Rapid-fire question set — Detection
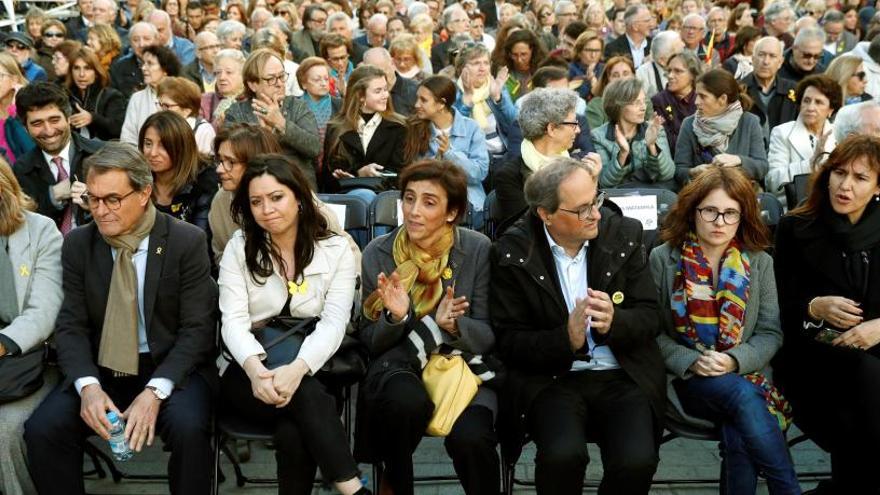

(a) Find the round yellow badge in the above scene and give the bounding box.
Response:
[442,267,453,280]
[612,291,624,305]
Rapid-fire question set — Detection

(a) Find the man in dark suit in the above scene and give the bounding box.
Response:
[13,83,104,235]
[64,0,94,40]
[431,4,470,72]
[24,142,218,495]
[79,0,129,52]
[491,158,665,494]
[777,27,828,82]
[740,36,798,143]
[291,5,327,62]
[603,4,653,69]
[110,22,159,98]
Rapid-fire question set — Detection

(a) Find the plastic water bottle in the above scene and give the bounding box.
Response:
[107,411,133,462]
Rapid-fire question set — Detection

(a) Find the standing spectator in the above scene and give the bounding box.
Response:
[89,0,131,48]
[778,27,828,82]
[652,51,701,160]
[604,4,653,68]
[24,142,218,495]
[120,45,181,144]
[184,31,220,92]
[766,75,841,203]
[592,78,674,189]
[469,12,494,52]
[5,33,47,83]
[36,20,67,81]
[157,77,216,155]
[432,5,472,72]
[149,10,196,65]
[224,49,321,187]
[296,57,340,171]
[86,24,122,73]
[740,37,798,144]
[64,0,95,42]
[321,34,354,97]
[291,5,327,61]
[705,6,734,62]
[826,54,873,105]
[0,54,35,165]
[0,161,63,495]
[773,135,880,495]
[325,12,367,64]
[109,22,158,98]
[356,13,389,48]
[651,166,801,495]
[675,69,767,187]
[721,26,760,80]
[24,8,47,47]
[67,47,126,141]
[680,14,720,68]
[568,31,605,101]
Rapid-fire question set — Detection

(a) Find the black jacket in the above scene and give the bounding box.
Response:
[777,49,825,83]
[69,84,126,140]
[603,34,652,63]
[480,0,498,29]
[322,117,407,191]
[109,53,143,99]
[431,40,454,72]
[739,73,798,136]
[390,75,418,117]
[490,207,666,462]
[54,212,218,390]
[13,133,104,226]
[155,165,218,233]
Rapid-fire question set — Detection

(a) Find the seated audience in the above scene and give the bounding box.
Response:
[157,77,217,155]
[721,26,760,80]
[356,159,499,495]
[362,47,419,117]
[825,54,872,106]
[200,48,245,128]
[86,24,122,73]
[739,36,797,144]
[767,75,841,204]
[296,57,341,171]
[224,49,321,188]
[675,69,767,188]
[651,166,800,494]
[217,154,371,495]
[591,78,674,189]
[5,33,47,83]
[403,75,489,228]
[37,20,67,81]
[216,19,247,50]
[391,34,428,82]
[0,53,35,165]
[585,55,634,129]
[120,44,181,144]
[0,161,63,495]
[500,29,547,101]
[491,157,666,494]
[109,22,158,98]
[568,30,605,101]
[67,47,126,141]
[652,51,701,160]
[773,135,880,494]
[24,143,218,495]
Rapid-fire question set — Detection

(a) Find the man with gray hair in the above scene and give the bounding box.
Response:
[431,4,470,71]
[148,10,196,65]
[87,0,129,49]
[183,31,220,92]
[554,0,578,37]
[680,13,720,68]
[822,9,857,57]
[24,141,218,495]
[740,36,798,142]
[355,13,389,48]
[762,0,795,49]
[604,3,653,68]
[636,30,684,99]
[833,100,880,141]
[326,11,367,64]
[491,156,665,495]
[778,26,828,81]
[110,22,158,97]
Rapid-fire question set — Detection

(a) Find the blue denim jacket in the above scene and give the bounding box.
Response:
[425,109,489,211]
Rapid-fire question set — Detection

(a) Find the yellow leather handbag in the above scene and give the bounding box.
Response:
[422,354,482,437]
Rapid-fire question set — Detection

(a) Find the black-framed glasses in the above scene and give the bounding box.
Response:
[214,157,242,171]
[558,191,606,221]
[83,189,138,211]
[259,72,288,84]
[557,120,580,128]
[158,100,180,110]
[696,206,741,225]
[798,51,823,60]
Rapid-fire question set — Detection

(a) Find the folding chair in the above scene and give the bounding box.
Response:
[783,173,810,211]
[318,194,372,250]
[758,192,785,234]
[370,190,402,238]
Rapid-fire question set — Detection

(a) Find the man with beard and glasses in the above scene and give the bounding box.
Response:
[12,83,104,235]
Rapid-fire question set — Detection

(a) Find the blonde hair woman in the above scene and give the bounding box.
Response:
[390,34,427,81]
[86,24,122,72]
[0,159,63,495]
[825,54,871,105]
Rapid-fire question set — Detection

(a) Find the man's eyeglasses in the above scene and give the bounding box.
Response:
[557,120,580,129]
[797,51,823,61]
[197,43,221,51]
[259,72,288,84]
[83,190,138,211]
[558,191,606,221]
[696,206,741,225]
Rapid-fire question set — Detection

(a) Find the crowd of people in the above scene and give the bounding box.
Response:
[1,0,880,494]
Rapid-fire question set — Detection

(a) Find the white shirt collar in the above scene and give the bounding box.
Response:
[543,224,588,262]
[42,139,73,172]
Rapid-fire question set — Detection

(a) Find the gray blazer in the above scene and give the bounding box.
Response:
[674,112,768,186]
[649,242,782,427]
[2,212,63,353]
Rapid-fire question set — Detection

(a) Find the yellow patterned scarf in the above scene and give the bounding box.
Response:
[457,76,491,129]
[364,225,455,320]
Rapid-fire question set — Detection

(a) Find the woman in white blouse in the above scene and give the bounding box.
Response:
[218,154,370,495]
[120,45,181,144]
[767,75,841,205]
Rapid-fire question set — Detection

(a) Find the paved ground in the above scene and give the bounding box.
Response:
[82,425,829,494]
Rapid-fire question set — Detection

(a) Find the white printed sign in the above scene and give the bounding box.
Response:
[326,203,347,228]
[610,195,658,230]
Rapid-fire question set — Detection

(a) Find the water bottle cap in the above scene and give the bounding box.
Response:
[107,411,118,422]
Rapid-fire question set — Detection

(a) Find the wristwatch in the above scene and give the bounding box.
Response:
[146,385,168,401]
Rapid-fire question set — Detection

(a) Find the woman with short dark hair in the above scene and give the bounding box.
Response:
[66,47,126,141]
[774,135,880,493]
[355,159,499,495]
[651,166,800,494]
[120,44,181,144]
[652,51,701,161]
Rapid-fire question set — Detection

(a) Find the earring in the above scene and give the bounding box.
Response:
[875,194,880,202]
[298,202,303,211]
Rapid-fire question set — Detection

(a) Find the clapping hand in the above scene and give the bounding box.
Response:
[377,272,410,322]
[645,112,663,149]
[435,285,469,334]
[584,288,614,334]
[490,66,508,102]
[567,296,591,351]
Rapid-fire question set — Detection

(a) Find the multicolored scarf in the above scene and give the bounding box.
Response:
[671,233,792,430]
[363,225,455,320]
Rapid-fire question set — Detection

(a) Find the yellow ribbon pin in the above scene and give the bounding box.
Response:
[19,264,29,277]
[788,89,796,102]
[612,291,624,305]
[441,267,453,280]
[287,279,309,295]
[171,203,182,213]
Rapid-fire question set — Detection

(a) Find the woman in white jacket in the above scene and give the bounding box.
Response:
[767,74,841,205]
[217,154,370,495]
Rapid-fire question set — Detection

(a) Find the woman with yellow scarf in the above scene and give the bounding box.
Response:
[354,160,500,495]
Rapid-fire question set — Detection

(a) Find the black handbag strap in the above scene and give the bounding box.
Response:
[260,316,318,351]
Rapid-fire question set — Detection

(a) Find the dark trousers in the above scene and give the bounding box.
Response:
[527,369,659,495]
[368,372,499,495]
[24,360,213,495]
[219,361,359,495]
[675,374,800,495]
[780,346,880,494]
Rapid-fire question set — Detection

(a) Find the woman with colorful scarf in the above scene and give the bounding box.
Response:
[773,135,880,494]
[354,160,500,495]
[674,68,768,189]
[650,166,801,494]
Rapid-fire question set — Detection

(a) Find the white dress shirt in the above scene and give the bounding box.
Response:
[544,226,620,371]
[626,34,648,68]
